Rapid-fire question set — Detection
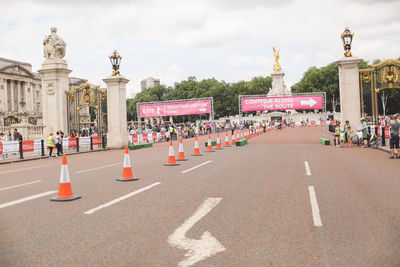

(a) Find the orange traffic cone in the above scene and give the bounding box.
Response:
[216,134,223,150]
[164,141,180,166]
[191,136,202,156]
[231,133,236,145]
[117,146,139,181]
[205,135,215,152]
[240,133,244,140]
[224,133,230,147]
[50,154,81,201]
[236,131,240,142]
[176,138,188,161]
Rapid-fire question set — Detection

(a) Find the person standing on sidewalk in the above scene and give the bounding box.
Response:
[47,133,55,158]
[379,116,386,146]
[361,118,368,148]
[388,114,400,159]
[55,131,62,158]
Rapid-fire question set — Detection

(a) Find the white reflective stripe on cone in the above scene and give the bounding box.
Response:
[208,139,211,145]
[195,140,199,149]
[60,165,71,183]
[179,142,184,152]
[169,145,174,156]
[124,154,131,168]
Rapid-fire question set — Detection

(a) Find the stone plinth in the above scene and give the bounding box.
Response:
[103,76,129,149]
[268,71,291,96]
[38,59,71,135]
[336,56,362,130]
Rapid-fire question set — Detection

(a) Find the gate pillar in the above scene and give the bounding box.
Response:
[336,56,362,130]
[103,76,129,149]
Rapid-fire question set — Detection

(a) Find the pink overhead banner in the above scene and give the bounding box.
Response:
[139,100,211,118]
[241,95,323,112]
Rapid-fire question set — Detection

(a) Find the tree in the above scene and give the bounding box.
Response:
[291,63,339,111]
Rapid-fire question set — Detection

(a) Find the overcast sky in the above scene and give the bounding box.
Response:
[1,0,399,97]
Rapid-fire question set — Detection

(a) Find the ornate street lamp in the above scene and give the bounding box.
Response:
[109,50,122,76]
[341,27,354,57]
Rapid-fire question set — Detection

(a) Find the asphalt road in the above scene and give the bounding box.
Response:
[0,127,399,266]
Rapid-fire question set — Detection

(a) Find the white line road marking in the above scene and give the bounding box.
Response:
[168,197,225,267]
[0,180,42,192]
[0,165,51,175]
[181,161,212,174]
[304,161,312,176]
[83,182,161,215]
[0,191,57,209]
[308,186,322,227]
[76,162,122,174]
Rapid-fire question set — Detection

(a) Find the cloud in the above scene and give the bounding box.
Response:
[0,0,399,96]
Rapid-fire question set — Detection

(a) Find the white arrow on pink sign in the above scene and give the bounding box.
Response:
[241,95,323,112]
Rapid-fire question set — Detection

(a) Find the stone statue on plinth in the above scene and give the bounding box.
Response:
[39,27,71,134]
[43,27,66,60]
[268,47,291,97]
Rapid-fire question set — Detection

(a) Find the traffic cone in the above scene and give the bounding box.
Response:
[117,146,139,181]
[191,136,202,156]
[205,135,215,152]
[164,141,180,166]
[50,154,81,201]
[216,134,223,150]
[240,133,244,140]
[224,133,230,147]
[231,133,236,145]
[176,138,188,161]
[236,131,240,142]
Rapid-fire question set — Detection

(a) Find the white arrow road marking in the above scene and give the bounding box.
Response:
[168,197,225,267]
[300,98,317,107]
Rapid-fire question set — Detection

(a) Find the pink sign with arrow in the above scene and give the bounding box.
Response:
[241,95,323,112]
[139,100,211,118]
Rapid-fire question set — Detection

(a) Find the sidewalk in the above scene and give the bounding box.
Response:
[0,148,108,165]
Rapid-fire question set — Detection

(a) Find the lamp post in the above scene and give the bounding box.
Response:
[109,50,122,76]
[226,107,231,118]
[341,27,354,57]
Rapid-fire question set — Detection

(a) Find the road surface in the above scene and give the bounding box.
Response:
[0,127,399,266]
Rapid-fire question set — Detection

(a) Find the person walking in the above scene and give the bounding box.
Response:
[59,130,64,155]
[334,121,340,147]
[361,118,368,148]
[47,133,55,158]
[388,114,400,159]
[55,131,62,158]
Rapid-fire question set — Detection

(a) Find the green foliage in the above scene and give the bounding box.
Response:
[291,58,400,114]
[291,63,339,111]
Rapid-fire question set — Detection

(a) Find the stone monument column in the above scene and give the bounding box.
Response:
[336,56,362,130]
[103,76,129,149]
[38,27,70,134]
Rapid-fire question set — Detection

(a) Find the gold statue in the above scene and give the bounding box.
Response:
[273,47,281,72]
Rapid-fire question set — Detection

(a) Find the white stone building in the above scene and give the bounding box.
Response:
[140,77,160,91]
[0,57,87,127]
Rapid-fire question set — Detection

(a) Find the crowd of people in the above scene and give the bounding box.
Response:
[127,119,293,141]
[332,114,400,159]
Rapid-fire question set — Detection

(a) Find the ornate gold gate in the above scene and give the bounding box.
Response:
[65,83,107,136]
[359,59,400,123]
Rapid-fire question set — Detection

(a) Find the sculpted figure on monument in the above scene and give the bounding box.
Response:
[273,47,281,72]
[43,27,66,60]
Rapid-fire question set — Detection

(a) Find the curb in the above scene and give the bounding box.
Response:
[0,148,109,165]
